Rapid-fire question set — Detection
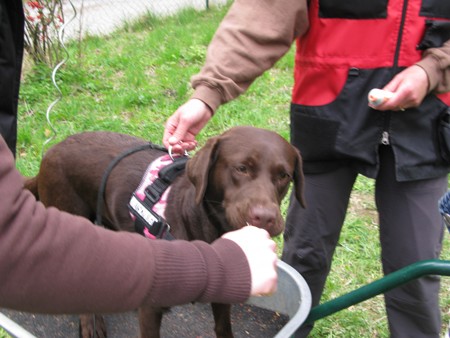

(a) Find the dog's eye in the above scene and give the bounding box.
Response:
[278,172,291,180]
[235,165,248,174]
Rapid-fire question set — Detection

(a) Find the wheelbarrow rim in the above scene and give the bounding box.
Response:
[246,260,312,338]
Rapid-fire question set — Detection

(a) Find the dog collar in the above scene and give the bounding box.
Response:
[128,154,188,240]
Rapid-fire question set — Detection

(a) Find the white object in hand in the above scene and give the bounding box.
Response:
[368,88,394,106]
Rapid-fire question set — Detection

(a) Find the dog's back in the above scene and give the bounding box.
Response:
[25,132,164,231]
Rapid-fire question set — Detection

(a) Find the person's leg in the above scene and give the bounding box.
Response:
[0,0,24,156]
[282,166,358,337]
[376,146,446,338]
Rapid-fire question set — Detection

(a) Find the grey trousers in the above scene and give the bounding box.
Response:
[282,146,447,337]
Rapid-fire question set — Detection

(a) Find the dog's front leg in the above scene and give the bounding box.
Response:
[212,303,233,338]
[79,314,107,338]
[138,305,164,338]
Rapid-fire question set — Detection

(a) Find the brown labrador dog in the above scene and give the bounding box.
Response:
[24,126,305,338]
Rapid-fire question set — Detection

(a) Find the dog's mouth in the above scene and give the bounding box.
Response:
[225,202,284,237]
[203,197,284,237]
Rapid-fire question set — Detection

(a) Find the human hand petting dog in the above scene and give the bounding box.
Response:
[163,98,212,153]
[222,226,278,296]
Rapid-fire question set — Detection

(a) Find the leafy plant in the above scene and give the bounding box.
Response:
[23,0,64,65]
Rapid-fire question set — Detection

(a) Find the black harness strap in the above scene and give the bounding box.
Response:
[95,143,166,229]
[144,156,188,204]
[96,142,188,241]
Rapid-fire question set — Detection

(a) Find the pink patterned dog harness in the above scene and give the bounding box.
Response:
[128,154,188,240]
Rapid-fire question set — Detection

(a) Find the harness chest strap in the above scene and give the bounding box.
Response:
[128,154,188,240]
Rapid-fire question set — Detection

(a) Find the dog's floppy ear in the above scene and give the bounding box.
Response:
[186,136,221,205]
[292,146,306,208]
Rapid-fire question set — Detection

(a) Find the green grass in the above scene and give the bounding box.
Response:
[16,4,294,176]
[10,2,450,337]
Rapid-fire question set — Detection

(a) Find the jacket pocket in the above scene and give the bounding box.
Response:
[438,108,450,163]
[290,105,340,161]
[421,0,450,19]
[418,20,450,50]
[319,0,388,19]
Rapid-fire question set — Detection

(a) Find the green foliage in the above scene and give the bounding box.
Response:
[0,329,10,338]
[16,3,450,337]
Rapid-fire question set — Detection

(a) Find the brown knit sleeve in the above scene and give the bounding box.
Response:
[145,239,251,307]
[190,0,309,112]
[0,137,250,314]
[416,39,450,93]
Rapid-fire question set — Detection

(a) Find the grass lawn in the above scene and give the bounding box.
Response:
[4,2,450,337]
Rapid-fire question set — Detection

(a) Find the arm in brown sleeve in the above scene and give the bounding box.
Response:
[416,39,450,93]
[0,137,250,314]
[191,0,309,112]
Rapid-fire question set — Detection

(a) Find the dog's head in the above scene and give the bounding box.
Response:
[186,126,305,237]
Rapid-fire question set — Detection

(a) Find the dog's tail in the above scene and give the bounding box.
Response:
[23,176,39,200]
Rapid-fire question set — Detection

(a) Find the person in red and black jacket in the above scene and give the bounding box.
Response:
[0,0,278,315]
[164,0,450,336]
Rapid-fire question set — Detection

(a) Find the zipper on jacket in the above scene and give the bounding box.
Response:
[380,0,408,145]
[380,109,391,145]
[381,131,390,145]
[393,0,409,68]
